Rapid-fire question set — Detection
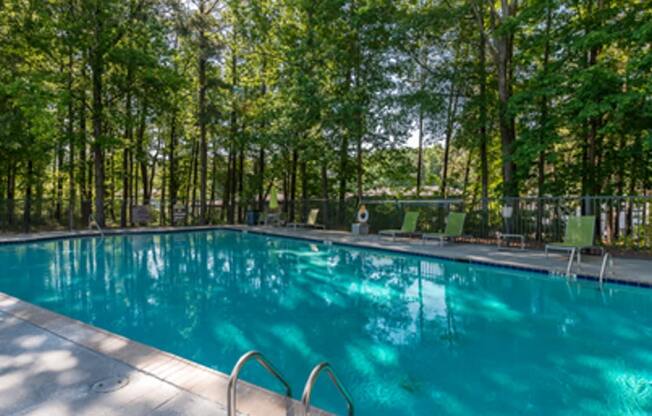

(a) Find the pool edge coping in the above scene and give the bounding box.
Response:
[0,225,223,246]
[0,291,329,416]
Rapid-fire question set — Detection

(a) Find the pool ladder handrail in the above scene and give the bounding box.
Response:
[599,252,613,288]
[302,362,354,416]
[88,214,105,238]
[227,350,292,416]
[565,247,576,278]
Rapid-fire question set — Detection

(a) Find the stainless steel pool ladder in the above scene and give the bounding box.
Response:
[88,214,105,238]
[565,247,576,278]
[599,252,613,288]
[302,362,354,416]
[227,351,292,416]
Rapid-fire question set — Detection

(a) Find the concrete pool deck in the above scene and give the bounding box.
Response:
[0,291,319,416]
[2,225,652,415]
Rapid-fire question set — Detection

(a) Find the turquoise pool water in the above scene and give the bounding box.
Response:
[1,230,651,415]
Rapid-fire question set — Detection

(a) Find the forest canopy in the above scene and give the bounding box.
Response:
[1,0,651,228]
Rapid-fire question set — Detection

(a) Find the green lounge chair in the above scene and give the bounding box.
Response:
[264,187,281,226]
[545,215,596,263]
[287,208,325,229]
[379,212,420,241]
[422,212,466,245]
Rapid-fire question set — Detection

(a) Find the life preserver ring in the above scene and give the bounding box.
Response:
[357,205,369,223]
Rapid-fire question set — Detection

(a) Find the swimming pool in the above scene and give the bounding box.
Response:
[1,229,651,415]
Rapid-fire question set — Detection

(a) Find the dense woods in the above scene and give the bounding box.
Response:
[1,0,651,230]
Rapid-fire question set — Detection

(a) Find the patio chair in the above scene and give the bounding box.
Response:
[379,211,420,241]
[545,215,596,263]
[264,187,282,226]
[422,212,466,245]
[287,208,325,229]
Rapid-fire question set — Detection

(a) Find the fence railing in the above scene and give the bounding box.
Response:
[278,196,652,251]
[1,195,651,251]
[0,198,217,232]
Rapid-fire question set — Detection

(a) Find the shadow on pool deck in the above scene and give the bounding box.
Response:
[0,292,317,416]
[0,310,227,416]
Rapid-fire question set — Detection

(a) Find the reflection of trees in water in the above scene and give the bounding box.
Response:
[5,232,652,414]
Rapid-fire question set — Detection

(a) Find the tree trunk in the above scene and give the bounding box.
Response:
[238,146,244,222]
[257,146,265,212]
[490,0,518,198]
[121,67,133,227]
[148,136,160,204]
[356,133,363,202]
[6,165,15,226]
[209,143,218,219]
[626,135,642,236]
[91,3,105,226]
[79,83,89,226]
[198,23,208,224]
[190,136,199,220]
[67,45,75,230]
[168,113,177,223]
[228,36,240,223]
[441,81,460,199]
[56,140,64,222]
[582,0,604,215]
[321,162,329,228]
[23,160,33,232]
[301,160,308,220]
[474,0,490,235]
[161,151,167,225]
[229,145,237,223]
[137,100,149,204]
[223,147,232,222]
[416,107,424,197]
[338,135,348,223]
[536,0,552,241]
[129,127,136,216]
[461,149,472,197]
[289,148,298,222]
[109,150,116,222]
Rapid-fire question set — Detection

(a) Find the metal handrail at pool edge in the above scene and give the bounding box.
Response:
[88,214,105,238]
[566,247,576,277]
[227,350,293,416]
[599,252,613,287]
[302,362,354,416]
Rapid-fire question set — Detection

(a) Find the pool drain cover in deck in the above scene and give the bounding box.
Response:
[91,376,129,393]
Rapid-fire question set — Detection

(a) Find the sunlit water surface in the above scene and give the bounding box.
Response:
[1,230,651,415]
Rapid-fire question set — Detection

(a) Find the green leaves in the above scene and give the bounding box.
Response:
[1,0,650,225]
